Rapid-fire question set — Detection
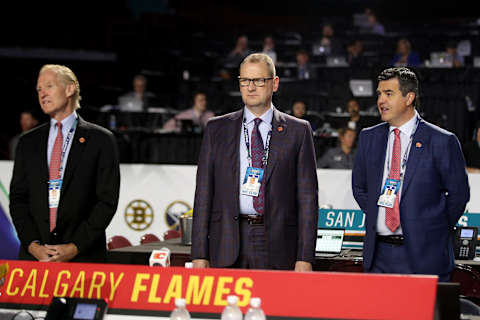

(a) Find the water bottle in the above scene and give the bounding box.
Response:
[169,298,191,320]
[221,295,242,320]
[184,262,193,268]
[244,297,266,320]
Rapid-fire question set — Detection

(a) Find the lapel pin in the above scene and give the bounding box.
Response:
[416,142,422,148]
[79,137,85,143]
[277,126,283,132]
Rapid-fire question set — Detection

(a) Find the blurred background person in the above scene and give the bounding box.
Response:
[365,9,385,35]
[296,49,317,80]
[313,23,343,56]
[463,121,480,173]
[118,74,157,111]
[262,35,277,64]
[346,39,367,67]
[341,98,377,134]
[391,38,421,67]
[290,100,321,130]
[9,110,40,160]
[317,127,356,169]
[446,40,464,68]
[225,35,251,67]
[163,91,214,133]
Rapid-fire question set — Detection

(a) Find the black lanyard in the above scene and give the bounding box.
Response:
[243,118,272,168]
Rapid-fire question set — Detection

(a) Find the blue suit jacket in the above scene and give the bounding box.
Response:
[352,118,470,275]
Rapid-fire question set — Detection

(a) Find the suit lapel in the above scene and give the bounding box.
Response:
[61,116,89,194]
[401,121,426,197]
[374,124,389,194]
[264,108,285,185]
[39,124,50,218]
[227,110,243,213]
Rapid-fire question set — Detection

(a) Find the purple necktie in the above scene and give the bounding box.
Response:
[251,118,264,215]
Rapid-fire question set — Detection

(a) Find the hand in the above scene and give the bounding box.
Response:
[193,259,210,268]
[294,261,312,272]
[44,243,79,262]
[28,242,57,261]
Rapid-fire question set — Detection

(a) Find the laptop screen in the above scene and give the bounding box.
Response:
[316,228,344,254]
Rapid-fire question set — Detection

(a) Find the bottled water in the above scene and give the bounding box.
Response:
[169,298,191,320]
[244,297,266,320]
[221,295,243,320]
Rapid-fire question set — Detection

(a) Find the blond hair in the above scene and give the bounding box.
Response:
[240,53,276,78]
[39,64,81,109]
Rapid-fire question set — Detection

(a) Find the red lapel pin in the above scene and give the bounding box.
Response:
[277,126,283,132]
[79,137,85,143]
[416,142,422,148]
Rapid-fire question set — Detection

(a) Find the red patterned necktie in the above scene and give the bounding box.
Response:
[49,122,63,232]
[386,128,401,232]
[251,118,264,215]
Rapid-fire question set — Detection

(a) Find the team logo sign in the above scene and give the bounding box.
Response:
[124,200,154,231]
[164,200,191,230]
[0,263,8,288]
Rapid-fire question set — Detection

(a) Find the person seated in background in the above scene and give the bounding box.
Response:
[291,100,320,130]
[346,40,368,67]
[391,38,421,67]
[463,121,480,173]
[118,74,157,111]
[317,127,356,169]
[262,35,277,64]
[296,49,317,80]
[9,110,40,160]
[313,23,343,56]
[446,40,464,68]
[225,35,251,67]
[163,91,214,133]
[340,98,377,134]
[365,9,385,35]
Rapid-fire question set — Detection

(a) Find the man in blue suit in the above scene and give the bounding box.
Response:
[352,67,470,281]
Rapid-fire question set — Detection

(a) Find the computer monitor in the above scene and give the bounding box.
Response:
[316,228,344,257]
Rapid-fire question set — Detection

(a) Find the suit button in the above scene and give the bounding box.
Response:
[233,216,239,221]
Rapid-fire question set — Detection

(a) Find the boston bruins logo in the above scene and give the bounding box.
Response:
[124,199,154,231]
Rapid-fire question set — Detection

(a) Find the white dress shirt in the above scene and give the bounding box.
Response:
[376,111,419,235]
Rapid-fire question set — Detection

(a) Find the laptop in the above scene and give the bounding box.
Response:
[349,79,373,97]
[315,228,345,257]
[326,56,349,67]
[430,52,453,68]
[118,96,143,112]
[474,57,480,68]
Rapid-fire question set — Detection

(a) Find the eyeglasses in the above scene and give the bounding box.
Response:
[238,77,273,87]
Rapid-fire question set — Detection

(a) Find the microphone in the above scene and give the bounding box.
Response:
[149,247,171,267]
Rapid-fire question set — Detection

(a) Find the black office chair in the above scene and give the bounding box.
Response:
[459,298,480,316]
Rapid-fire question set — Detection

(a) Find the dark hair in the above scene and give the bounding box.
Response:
[377,67,420,108]
[338,127,356,137]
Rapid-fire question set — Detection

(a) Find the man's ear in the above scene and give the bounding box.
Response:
[65,83,75,98]
[406,92,415,106]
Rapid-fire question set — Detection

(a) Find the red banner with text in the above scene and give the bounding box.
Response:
[0,260,437,319]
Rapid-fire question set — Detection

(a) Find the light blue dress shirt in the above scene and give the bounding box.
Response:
[47,111,78,179]
[239,105,273,215]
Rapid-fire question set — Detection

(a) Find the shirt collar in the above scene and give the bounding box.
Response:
[389,110,418,137]
[244,104,274,127]
[50,111,78,130]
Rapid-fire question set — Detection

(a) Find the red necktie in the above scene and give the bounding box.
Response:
[386,128,401,232]
[251,118,264,215]
[49,122,63,232]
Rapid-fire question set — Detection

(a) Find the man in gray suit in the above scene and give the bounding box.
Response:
[192,53,318,271]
